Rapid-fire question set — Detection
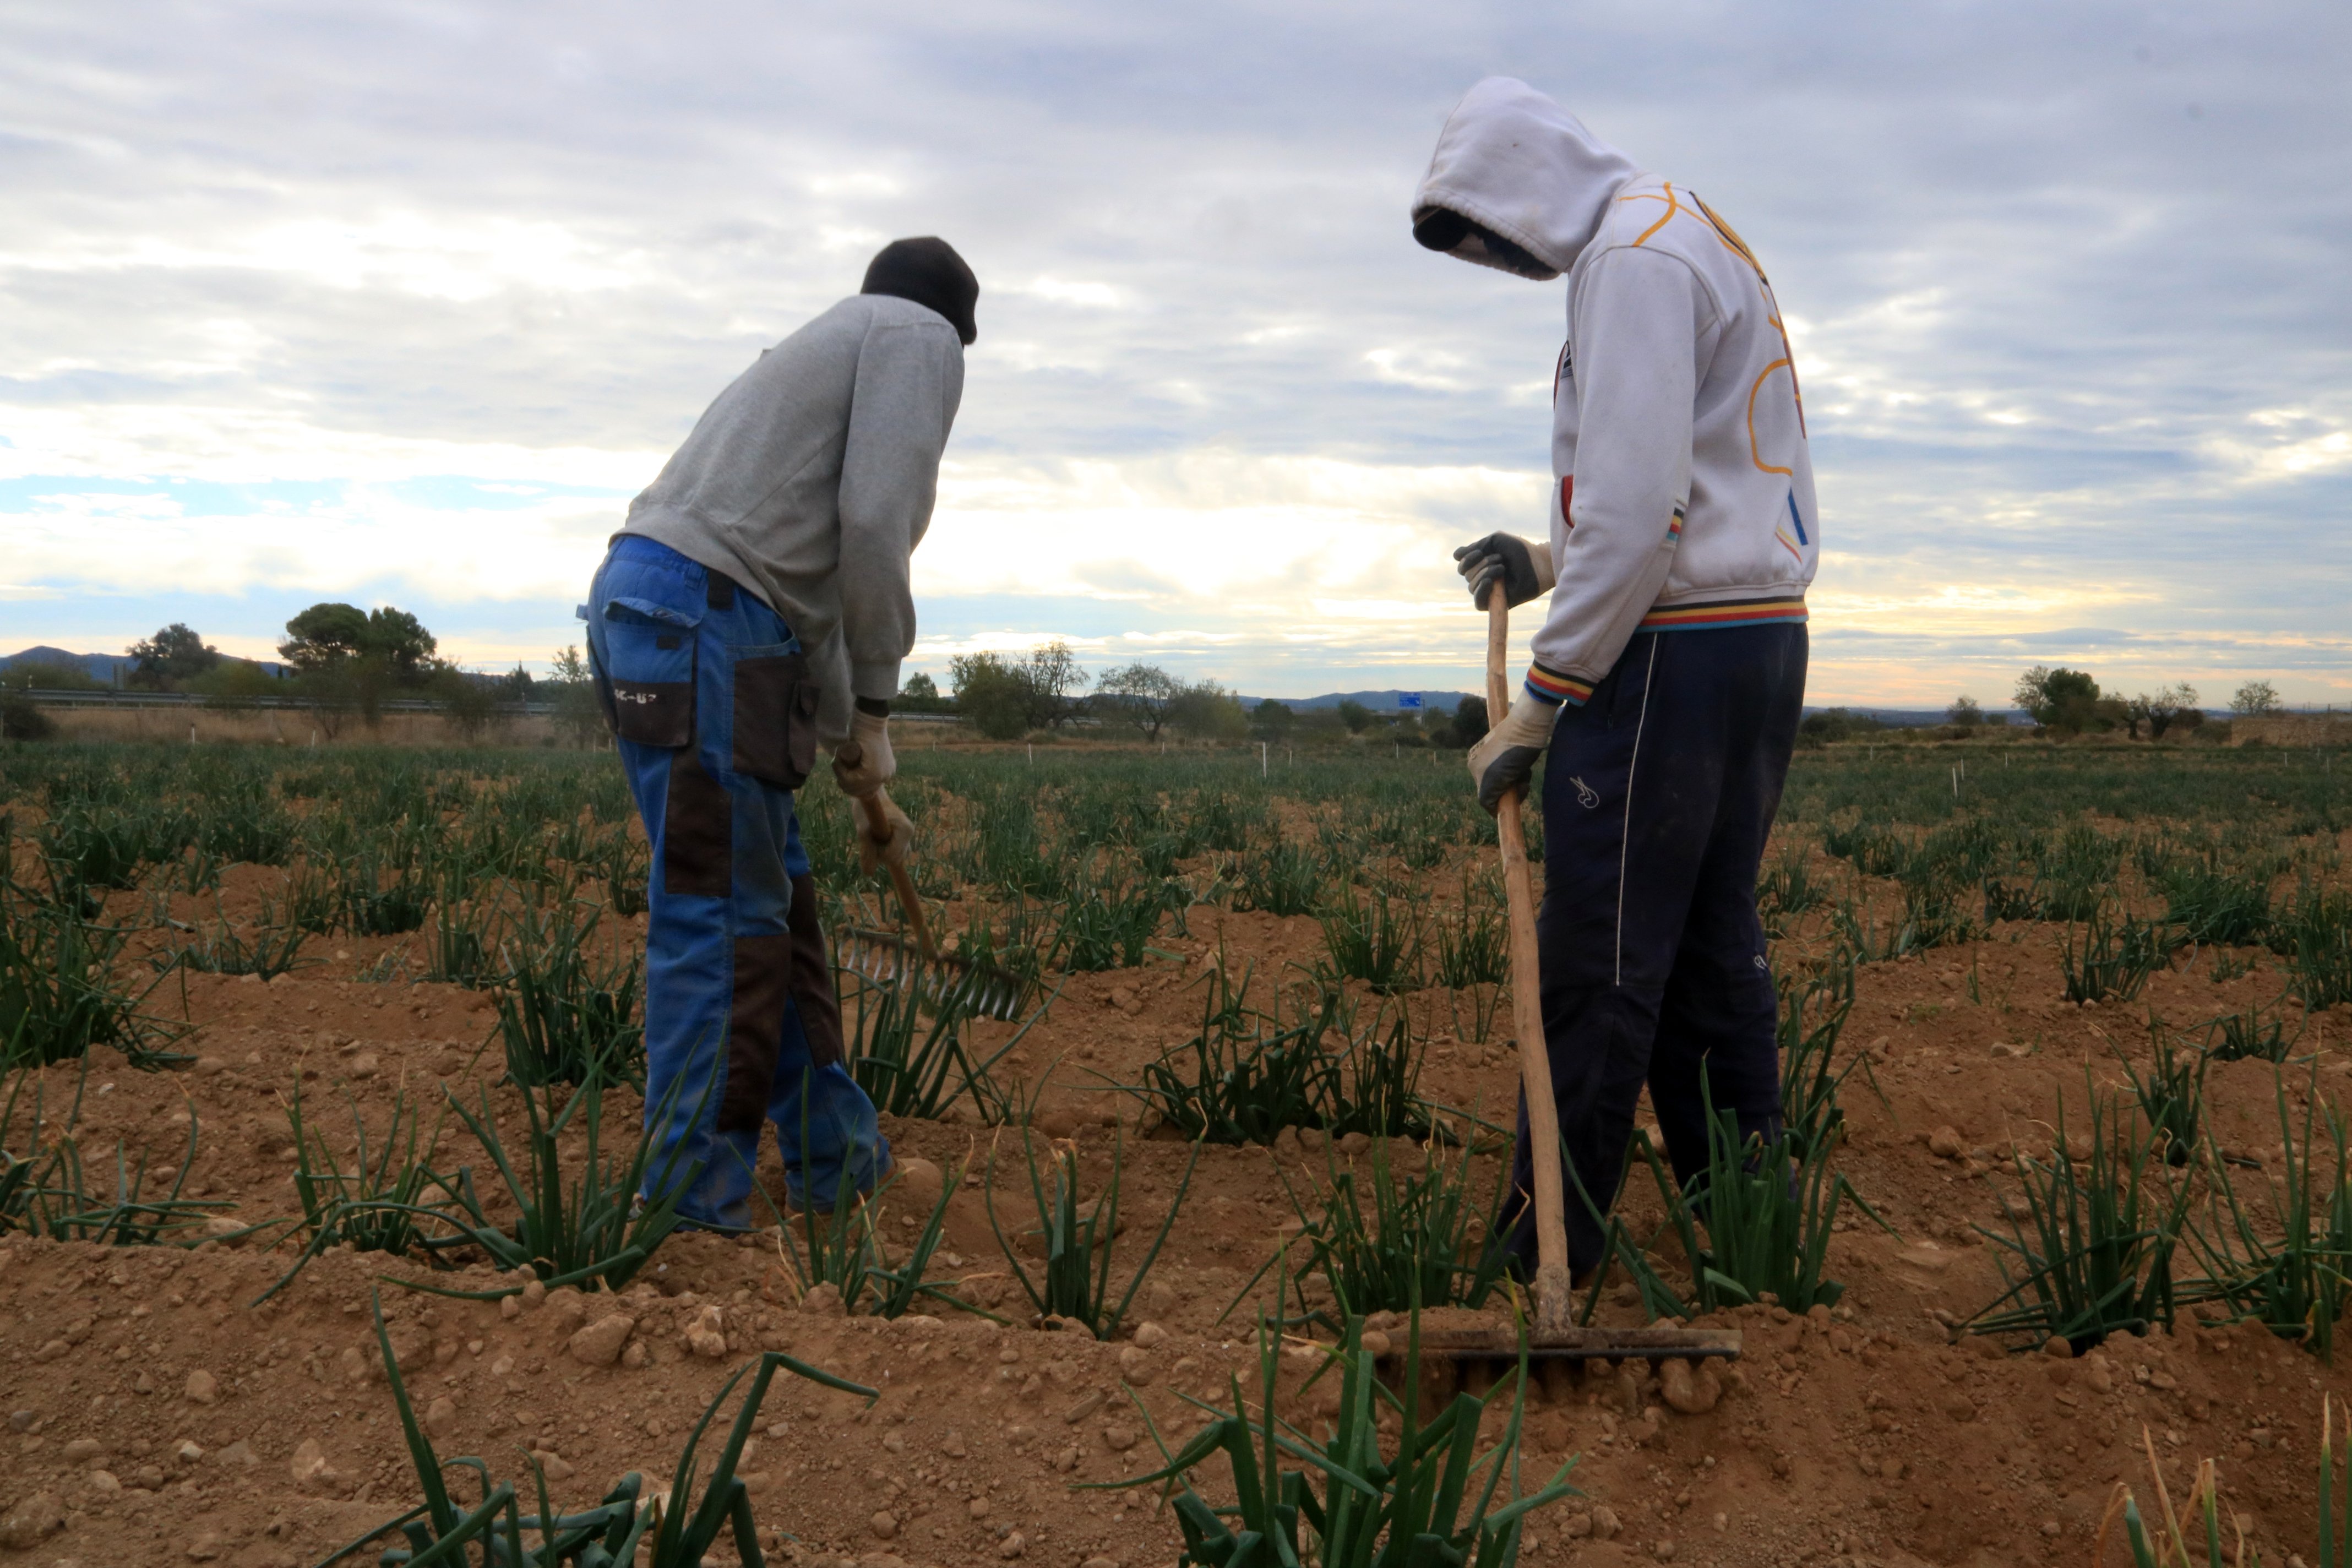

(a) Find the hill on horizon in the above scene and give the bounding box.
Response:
[4,645,293,682]
[1246,689,1477,714]
[4,646,135,682]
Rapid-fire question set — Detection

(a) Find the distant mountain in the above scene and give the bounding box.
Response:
[1806,706,2030,728]
[4,646,290,682]
[3,646,134,682]
[1245,689,1480,714]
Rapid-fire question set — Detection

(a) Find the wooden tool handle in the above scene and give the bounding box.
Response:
[837,740,940,964]
[1487,594,1575,1333]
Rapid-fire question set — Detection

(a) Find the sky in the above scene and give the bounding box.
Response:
[3,1,2348,706]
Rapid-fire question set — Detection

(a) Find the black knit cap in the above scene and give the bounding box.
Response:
[861,237,979,345]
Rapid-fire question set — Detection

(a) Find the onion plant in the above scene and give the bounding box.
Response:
[493,898,644,1088]
[1123,1310,1580,1568]
[1234,1128,1510,1326]
[317,1290,874,1567]
[1316,884,1425,994]
[985,1124,1197,1338]
[2182,1067,2352,1362]
[2061,902,2176,1004]
[1970,1084,2192,1352]
[1578,1088,1888,1320]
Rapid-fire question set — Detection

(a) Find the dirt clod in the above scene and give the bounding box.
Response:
[569,1315,636,1367]
[0,1491,65,1550]
[1659,1358,1721,1414]
[686,1305,728,1358]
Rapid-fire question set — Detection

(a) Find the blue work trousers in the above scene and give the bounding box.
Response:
[1496,623,1807,1277]
[584,534,888,1226]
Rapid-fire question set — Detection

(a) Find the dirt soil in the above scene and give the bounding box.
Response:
[8,840,2352,1568]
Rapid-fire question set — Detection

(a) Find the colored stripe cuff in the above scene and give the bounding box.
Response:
[1523,665,1593,707]
[1637,596,1808,631]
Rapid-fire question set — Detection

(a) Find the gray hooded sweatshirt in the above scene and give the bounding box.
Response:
[619,293,965,742]
[1414,78,1819,709]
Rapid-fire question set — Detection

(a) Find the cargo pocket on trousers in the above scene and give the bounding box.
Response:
[600,597,700,748]
[731,651,820,790]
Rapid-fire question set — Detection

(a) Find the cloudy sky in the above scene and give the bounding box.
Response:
[3,0,2347,705]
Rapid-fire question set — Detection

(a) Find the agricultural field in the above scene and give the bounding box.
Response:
[4,734,2352,1568]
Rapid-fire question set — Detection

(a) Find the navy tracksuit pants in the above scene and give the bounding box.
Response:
[1496,622,1807,1277]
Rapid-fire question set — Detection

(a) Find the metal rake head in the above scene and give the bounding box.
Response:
[834,927,1026,1021]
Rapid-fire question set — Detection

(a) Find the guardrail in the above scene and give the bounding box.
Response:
[15,689,976,724]
[16,689,557,716]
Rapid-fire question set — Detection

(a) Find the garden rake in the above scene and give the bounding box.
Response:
[1380,592,1741,1387]
[832,740,1023,1021]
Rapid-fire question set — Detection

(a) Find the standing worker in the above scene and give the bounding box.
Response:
[1413,79,1816,1279]
[583,237,978,1228]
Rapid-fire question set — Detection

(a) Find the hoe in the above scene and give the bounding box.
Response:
[1385,595,1741,1389]
[831,738,1025,1021]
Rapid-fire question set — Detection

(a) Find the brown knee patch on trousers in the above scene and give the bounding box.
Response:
[788,873,845,1069]
[662,750,732,898]
[720,932,793,1134]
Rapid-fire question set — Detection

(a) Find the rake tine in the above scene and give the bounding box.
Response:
[835,928,1025,1021]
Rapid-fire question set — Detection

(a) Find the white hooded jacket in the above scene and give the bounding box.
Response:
[1414,78,1818,706]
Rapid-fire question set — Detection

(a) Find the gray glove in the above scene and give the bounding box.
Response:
[1466,698,1560,813]
[1452,533,1558,610]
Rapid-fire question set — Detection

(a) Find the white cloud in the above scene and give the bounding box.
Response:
[1017,276,1125,308]
[0,0,2345,701]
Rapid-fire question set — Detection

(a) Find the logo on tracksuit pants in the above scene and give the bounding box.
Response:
[1568,775,1600,809]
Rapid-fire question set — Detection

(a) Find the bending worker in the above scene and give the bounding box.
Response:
[1414,79,1816,1278]
[584,237,977,1227]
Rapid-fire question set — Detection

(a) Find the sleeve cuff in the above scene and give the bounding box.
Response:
[851,658,903,703]
[1523,665,1593,707]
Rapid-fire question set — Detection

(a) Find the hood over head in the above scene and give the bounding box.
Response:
[1411,78,1641,281]
[862,237,979,345]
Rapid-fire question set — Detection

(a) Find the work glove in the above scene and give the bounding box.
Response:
[854,787,914,876]
[830,708,895,798]
[1453,532,1556,611]
[1467,696,1560,814]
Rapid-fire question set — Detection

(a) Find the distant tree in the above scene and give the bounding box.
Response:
[277,603,374,673]
[1096,662,1182,741]
[1336,699,1373,734]
[0,691,54,741]
[897,671,951,714]
[495,663,536,703]
[434,666,497,740]
[2126,683,2200,740]
[1168,679,1248,742]
[277,603,437,684]
[1,658,101,694]
[189,659,279,709]
[548,645,603,747]
[949,644,1087,738]
[362,607,439,684]
[127,622,221,690]
[1796,707,1889,747]
[279,602,442,727]
[1250,699,1295,739]
[1020,641,1087,731]
[1947,695,1982,728]
[2231,679,2282,718]
[2015,666,2102,733]
[1439,695,1489,749]
[949,651,1031,741]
